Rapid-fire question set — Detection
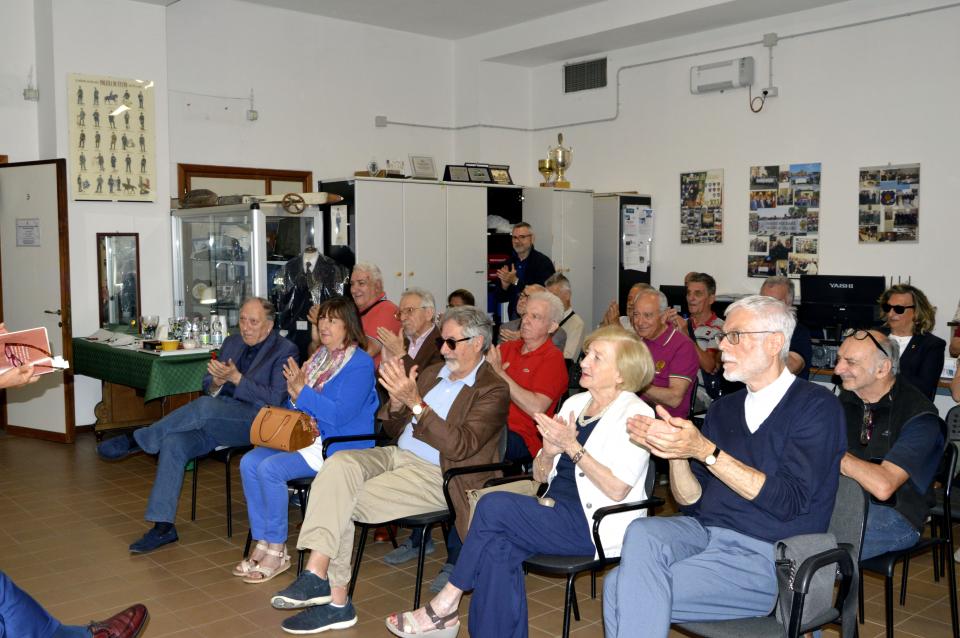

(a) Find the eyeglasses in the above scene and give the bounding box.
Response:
[511,234,532,240]
[881,303,915,314]
[435,336,473,351]
[716,330,775,345]
[394,307,426,320]
[842,328,889,359]
[860,406,874,445]
[3,342,55,369]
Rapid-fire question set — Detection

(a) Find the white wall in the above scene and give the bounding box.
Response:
[0,0,40,161]
[165,0,456,191]
[467,0,959,344]
[34,0,171,424]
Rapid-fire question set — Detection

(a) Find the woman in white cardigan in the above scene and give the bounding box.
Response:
[387,325,654,638]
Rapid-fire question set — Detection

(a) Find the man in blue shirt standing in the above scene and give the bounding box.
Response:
[496,222,555,320]
[834,329,943,559]
[604,295,846,637]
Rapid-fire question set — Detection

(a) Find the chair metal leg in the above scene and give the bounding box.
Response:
[900,558,909,605]
[190,456,200,521]
[298,548,306,576]
[884,568,895,638]
[413,525,430,609]
[561,575,575,638]
[296,488,309,522]
[858,567,865,624]
[225,454,234,537]
[570,578,580,621]
[243,529,252,558]
[349,524,371,599]
[946,538,960,638]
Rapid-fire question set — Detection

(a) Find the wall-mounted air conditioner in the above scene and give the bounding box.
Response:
[690,57,754,94]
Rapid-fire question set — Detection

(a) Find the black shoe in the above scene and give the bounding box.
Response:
[281,601,357,634]
[97,433,142,461]
[129,526,178,554]
[271,570,332,609]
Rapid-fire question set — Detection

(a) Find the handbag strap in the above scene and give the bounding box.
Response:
[257,411,292,443]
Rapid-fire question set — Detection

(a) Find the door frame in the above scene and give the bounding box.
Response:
[0,158,75,442]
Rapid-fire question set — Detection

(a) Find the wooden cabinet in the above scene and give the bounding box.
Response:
[522,188,595,330]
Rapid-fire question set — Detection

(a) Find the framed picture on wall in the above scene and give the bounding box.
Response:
[466,166,492,183]
[489,165,513,185]
[444,165,470,182]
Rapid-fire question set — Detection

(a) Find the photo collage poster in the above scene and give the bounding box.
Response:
[858,163,919,242]
[747,162,821,278]
[680,169,723,244]
[67,73,156,202]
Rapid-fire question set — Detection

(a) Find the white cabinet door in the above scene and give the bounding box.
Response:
[560,192,594,330]
[445,185,488,311]
[593,195,621,328]
[402,182,447,303]
[355,180,404,302]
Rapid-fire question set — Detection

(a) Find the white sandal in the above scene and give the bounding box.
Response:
[232,541,268,577]
[242,547,291,584]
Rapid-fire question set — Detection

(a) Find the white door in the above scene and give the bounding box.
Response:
[0,160,75,441]
[402,183,446,302]
[560,192,595,330]
[445,185,487,311]
[354,180,404,302]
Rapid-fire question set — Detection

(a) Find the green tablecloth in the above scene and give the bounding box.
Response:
[72,338,213,401]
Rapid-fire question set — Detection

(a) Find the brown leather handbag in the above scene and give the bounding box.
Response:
[249,407,315,452]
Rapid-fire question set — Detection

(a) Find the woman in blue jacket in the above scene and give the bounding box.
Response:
[236,296,378,583]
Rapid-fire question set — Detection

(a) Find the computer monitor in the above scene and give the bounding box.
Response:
[659,285,688,316]
[798,274,886,338]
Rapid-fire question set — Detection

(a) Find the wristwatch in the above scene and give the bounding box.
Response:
[704,445,721,467]
[411,400,428,417]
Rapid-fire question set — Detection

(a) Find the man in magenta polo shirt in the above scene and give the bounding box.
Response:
[631,289,698,418]
[348,262,401,367]
[486,291,568,466]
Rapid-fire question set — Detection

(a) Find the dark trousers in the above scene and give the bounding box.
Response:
[449,491,594,638]
[505,430,534,473]
[408,526,463,564]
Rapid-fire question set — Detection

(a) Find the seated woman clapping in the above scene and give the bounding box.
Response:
[236,297,378,584]
[386,325,655,638]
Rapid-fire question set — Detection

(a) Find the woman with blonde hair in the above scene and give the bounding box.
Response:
[386,325,655,638]
[879,283,946,400]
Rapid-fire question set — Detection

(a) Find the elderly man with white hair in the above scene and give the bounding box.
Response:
[486,290,569,467]
[604,295,846,637]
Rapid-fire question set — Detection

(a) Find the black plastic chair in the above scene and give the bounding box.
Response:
[680,475,868,638]
[190,444,253,537]
[521,464,663,638]
[858,441,959,638]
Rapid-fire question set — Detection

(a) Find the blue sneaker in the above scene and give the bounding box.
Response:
[272,570,332,609]
[281,600,358,634]
[129,525,178,554]
[97,433,142,461]
[383,537,435,566]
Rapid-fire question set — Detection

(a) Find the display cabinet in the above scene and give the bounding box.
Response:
[171,202,321,329]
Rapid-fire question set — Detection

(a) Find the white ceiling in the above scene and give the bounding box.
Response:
[130,0,854,64]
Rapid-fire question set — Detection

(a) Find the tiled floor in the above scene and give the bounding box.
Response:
[1,430,957,637]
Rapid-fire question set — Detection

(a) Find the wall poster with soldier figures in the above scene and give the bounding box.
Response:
[67,73,156,202]
[858,163,919,242]
[746,162,821,279]
[680,169,723,244]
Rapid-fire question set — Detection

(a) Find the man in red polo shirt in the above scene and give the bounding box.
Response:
[486,291,568,466]
[632,289,699,418]
[347,262,400,367]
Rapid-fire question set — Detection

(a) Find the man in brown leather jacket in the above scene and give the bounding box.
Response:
[269,306,509,634]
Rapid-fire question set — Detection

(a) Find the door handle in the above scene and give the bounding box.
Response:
[44,309,62,316]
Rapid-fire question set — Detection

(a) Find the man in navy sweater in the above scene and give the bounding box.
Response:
[604,295,846,637]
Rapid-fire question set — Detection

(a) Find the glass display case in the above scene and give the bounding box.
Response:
[171,202,321,330]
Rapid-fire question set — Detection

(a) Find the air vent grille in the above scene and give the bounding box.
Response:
[564,58,607,93]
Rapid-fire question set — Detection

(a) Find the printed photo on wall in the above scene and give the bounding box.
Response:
[680,169,723,244]
[67,73,156,202]
[746,162,821,278]
[858,163,919,242]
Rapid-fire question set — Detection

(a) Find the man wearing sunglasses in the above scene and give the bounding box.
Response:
[495,222,556,320]
[270,306,509,633]
[834,329,943,559]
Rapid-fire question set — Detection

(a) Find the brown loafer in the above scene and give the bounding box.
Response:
[88,603,149,638]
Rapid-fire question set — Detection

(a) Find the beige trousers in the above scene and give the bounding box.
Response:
[296,446,446,587]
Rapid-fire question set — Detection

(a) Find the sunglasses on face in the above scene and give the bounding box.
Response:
[842,328,889,359]
[881,303,915,314]
[435,336,473,351]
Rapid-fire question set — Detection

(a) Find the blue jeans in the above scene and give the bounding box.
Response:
[133,395,260,523]
[860,504,919,560]
[240,447,316,543]
[604,517,777,638]
[0,570,90,637]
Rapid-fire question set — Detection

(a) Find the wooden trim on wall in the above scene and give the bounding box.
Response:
[176,163,312,200]
[0,155,8,164]
[3,423,69,443]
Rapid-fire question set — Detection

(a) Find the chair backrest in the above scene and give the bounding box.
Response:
[946,405,960,442]
[828,475,869,560]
